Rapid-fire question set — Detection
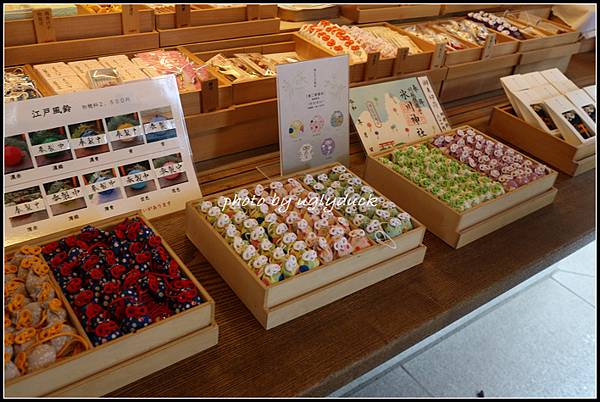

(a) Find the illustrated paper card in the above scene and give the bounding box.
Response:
[4,75,201,246]
[276,55,350,175]
[349,76,450,154]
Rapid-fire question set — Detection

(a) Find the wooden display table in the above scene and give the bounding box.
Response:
[106,53,595,397]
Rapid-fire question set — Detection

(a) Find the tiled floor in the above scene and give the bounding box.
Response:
[333,241,597,398]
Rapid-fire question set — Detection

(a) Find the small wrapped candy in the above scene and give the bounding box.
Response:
[270,247,287,265]
[290,240,308,259]
[332,238,353,258]
[364,219,384,242]
[214,214,231,235]
[279,232,297,252]
[349,229,371,252]
[250,255,269,277]
[282,256,299,278]
[259,238,275,255]
[315,237,334,263]
[298,250,320,273]
[206,206,221,225]
[383,217,404,238]
[241,218,259,240]
[198,200,213,214]
[262,263,283,284]
[241,244,258,264]
[224,224,241,244]
[295,219,312,240]
[249,226,267,248]
[268,222,288,243]
[232,236,248,255]
[232,210,248,226]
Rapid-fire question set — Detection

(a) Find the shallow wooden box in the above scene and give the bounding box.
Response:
[501,12,581,53]
[439,4,504,15]
[155,4,280,47]
[488,106,596,176]
[514,41,581,75]
[5,212,217,397]
[186,164,427,329]
[277,5,340,22]
[340,4,441,24]
[26,46,230,116]
[187,32,331,105]
[439,52,520,102]
[364,126,559,248]
[5,5,159,66]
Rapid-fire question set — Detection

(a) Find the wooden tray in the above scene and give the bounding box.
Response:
[364,126,559,248]
[439,52,520,102]
[5,212,217,396]
[188,32,331,105]
[155,4,280,47]
[514,41,581,74]
[488,106,596,176]
[5,5,159,67]
[185,163,426,329]
[340,4,441,24]
[24,47,230,115]
[277,5,340,22]
[500,12,581,52]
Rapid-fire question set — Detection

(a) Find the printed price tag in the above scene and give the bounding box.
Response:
[7,199,47,218]
[30,139,71,156]
[46,188,83,205]
[143,119,176,134]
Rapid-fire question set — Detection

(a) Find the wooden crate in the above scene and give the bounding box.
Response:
[154,4,277,29]
[25,47,230,115]
[515,41,581,74]
[439,52,520,102]
[340,4,441,24]
[501,12,581,52]
[155,4,280,47]
[394,22,485,67]
[277,5,340,22]
[187,32,331,105]
[488,106,596,176]
[5,212,217,397]
[364,126,559,248]
[185,163,427,329]
[439,4,505,15]
[5,5,159,66]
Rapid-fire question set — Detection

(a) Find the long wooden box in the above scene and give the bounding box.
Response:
[277,5,340,22]
[439,52,520,102]
[187,32,331,105]
[155,4,278,30]
[514,41,581,74]
[364,126,559,248]
[5,212,217,396]
[185,164,427,329]
[4,6,159,67]
[501,12,581,52]
[157,8,280,47]
[340,4,441,24]
[488,106,596,176]
[23,46,231,116]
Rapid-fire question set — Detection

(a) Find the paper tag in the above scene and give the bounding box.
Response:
[45,188,83,205]
[155,162,185,178]
[108,125,143,141]
[7,199,47,218]
[143,119,176,134]
[30,139,71,156]
[122,170,156,186]
[85,178,120,195]
[70,134,108,149]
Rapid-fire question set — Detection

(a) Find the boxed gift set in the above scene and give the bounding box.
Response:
[185,163,426,329]
[490,69,596,176]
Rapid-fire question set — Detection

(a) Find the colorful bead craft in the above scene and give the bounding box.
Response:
[41,217,203,346]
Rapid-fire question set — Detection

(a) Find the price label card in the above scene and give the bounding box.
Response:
[276,55,350,175]
[4,76,201,246]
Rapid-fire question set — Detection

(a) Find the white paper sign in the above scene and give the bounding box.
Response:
[276,55,350,175]
[349,76,450,154]
[4,76,202,246]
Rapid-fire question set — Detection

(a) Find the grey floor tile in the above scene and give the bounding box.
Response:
[555,241,596,277]
[553,270,597,307]
[349,367,430,397]
[403,279,596,397]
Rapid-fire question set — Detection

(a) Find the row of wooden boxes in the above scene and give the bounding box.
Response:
[4,4,281,66]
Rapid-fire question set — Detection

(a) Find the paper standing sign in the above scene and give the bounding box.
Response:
[276,55,350,175]
[4,75,202,246]
[348,76,450,155]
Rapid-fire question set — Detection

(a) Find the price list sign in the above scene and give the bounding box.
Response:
[4,76,201,246]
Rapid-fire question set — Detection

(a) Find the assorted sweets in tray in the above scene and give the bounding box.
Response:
[298,20,424,63]
[4,213,217,397]
[204,52,300,83]
[364,126,559,248]
[4,67,43,102]
[186,163,426,329]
